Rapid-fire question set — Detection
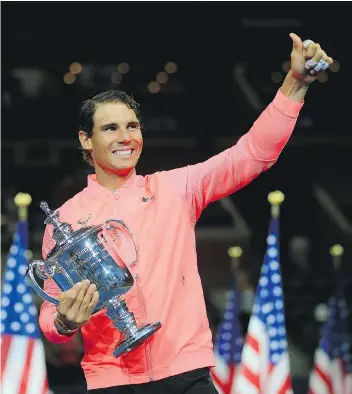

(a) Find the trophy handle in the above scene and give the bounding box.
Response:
[105,220,139,267]
[26,260,60,306]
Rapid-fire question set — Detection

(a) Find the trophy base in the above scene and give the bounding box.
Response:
[113,322,162,358]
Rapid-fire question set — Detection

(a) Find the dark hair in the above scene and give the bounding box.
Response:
[78,90,142,167]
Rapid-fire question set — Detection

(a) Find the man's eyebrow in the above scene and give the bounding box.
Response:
[100,120,140,130]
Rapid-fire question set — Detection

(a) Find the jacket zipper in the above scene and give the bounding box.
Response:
[135,274,153,381]
[110,191,153,381]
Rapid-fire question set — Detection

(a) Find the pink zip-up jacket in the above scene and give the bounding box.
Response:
[39,89,303,390]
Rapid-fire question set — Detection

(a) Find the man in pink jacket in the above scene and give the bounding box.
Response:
[39,34,333,393]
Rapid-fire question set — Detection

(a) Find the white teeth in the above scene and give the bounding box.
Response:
[113,149,133,156]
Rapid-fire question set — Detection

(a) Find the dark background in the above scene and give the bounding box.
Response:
[2,2,352,393]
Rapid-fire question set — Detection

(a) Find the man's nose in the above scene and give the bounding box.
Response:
[116,128,131,143]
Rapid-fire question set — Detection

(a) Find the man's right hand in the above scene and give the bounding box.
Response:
[56,280,99,330]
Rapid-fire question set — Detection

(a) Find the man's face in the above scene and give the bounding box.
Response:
[80,102,143,175]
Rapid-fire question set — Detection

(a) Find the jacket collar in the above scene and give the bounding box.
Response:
[83,170,142,198]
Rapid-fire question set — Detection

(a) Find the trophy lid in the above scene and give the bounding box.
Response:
[40,201,74,246]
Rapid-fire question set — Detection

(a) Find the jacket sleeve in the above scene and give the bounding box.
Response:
[38,225,79,343]
[164,89,303,223]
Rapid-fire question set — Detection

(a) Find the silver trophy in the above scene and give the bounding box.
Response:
[26,202,161,357]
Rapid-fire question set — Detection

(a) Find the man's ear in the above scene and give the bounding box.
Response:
[78,130,92,150]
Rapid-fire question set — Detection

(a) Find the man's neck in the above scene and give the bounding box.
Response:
[94,165,135,190]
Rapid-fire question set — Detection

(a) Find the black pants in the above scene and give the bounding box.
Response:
[88,367,219,394]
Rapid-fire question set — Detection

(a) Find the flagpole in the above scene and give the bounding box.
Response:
[211,245,244,393]
[329,243,343,271]
[2,192,50,394]
[308,243,350,394]
[267,190,285,219]
[228,246,243,274]
[14,192,32,221]
[235,189,294,393]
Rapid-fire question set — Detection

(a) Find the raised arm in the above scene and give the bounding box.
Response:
[164,34,333,223]
[187,78,303,221]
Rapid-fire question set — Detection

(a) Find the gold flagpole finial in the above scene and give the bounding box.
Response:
[268,190,285,218]
[14,193,32,221]
[228,246,243,258]
[330,244,343,270]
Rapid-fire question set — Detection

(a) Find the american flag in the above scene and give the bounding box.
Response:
[211,277,243,394]
[1,220,50,394]
[308,268,352,394]
[236,217,293,394]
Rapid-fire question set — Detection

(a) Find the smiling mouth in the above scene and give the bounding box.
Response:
[112,149,134,157]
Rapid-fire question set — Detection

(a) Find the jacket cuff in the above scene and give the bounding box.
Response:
[274,88,304,118]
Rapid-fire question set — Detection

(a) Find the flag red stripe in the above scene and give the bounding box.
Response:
[314,366,333,394]
[224,366,236,394]
[41,377,49,394]
[277,375,292,394]
[211,365,236,394]
[338,359,346,394]
[246,334,259,353]
[18,338,35,394]
[269,363,274,374]
[0,335,12,380]
[211,371,228,393]
[241,364,260,389]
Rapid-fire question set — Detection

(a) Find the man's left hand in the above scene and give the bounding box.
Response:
[289,33,334,84]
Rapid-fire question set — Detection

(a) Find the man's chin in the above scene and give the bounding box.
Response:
[110,163,137,175]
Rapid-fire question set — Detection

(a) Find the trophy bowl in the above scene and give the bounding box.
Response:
[26,202,161,357]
